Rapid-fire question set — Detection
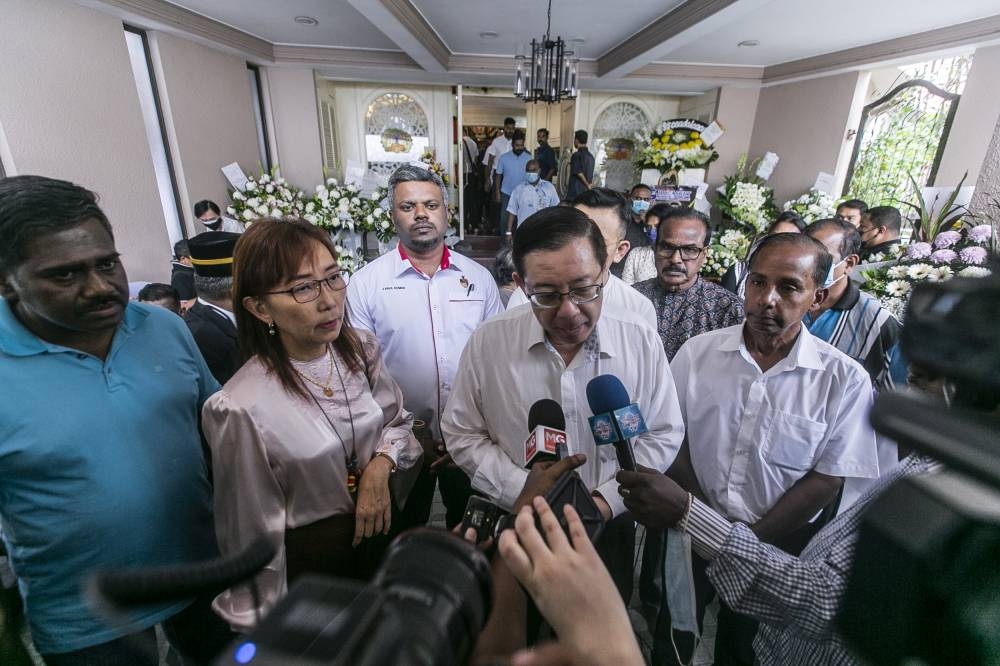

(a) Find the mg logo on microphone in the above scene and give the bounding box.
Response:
[543,428,566,454]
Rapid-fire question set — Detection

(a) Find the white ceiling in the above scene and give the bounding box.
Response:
[412,0,687,59]
[660,0,1000,66]
[166,0,398,49]
[158,0,1000,90]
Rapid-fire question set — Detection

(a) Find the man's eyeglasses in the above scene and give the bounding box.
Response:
[654,244,706,260]
[528,281,605,309]
[267,272,351,304]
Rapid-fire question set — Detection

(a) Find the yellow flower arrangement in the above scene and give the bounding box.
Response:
[635,119,719,172]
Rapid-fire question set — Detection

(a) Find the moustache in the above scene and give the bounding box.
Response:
[82,294,126,311]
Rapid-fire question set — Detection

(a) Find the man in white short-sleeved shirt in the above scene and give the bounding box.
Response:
[659,233,878,665]
[442,205,684,600]
[348,165,503,530]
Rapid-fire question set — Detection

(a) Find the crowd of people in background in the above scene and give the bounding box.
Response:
[0,137,989,666]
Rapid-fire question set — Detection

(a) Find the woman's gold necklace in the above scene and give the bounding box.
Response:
[293,346,335,397]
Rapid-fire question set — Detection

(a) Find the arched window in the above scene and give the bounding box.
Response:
[592,102,650,192]
[364,93,429,181]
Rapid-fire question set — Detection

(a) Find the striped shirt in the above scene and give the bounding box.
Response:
[804,281,907,392]
[684,454,940,666]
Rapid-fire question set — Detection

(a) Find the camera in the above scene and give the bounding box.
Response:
[214,529,492,666]
[839,275,1000,665]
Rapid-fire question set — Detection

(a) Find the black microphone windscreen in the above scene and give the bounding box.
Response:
[586,374,631,415]
[528,398,566,431]
[90,535,276,607]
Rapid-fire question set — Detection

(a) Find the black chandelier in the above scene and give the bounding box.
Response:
[514,0,578,104]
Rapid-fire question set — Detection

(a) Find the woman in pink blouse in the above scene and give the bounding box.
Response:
[202,218,420,631]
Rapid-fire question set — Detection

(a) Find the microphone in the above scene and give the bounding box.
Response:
[585,374,648,472]
[524,398,567,468]
[88,535,276,607]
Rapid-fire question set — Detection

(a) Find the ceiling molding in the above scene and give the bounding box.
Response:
[448,54,600,79]
[273,45,420,70]
[628,62,763,83]
[344,0,449,72]
[763,13,1000,85]
[597,0,741,78]
[81,0,273,61]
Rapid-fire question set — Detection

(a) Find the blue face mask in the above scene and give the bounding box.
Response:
[823,258,847,288]
[646,226,657,242]
[632,199,650,215]
[526,172,540,184]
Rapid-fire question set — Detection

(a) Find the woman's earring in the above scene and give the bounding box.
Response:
[268,321,277,336]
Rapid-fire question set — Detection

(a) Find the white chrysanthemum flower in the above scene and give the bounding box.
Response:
[907,264,932,280]
[885,280,911,297]
[242,209,254,220]
[887,265,909,279]
[255,204,269,216]
[958,266,992,278]
[928,266,953,282]
[226,206,236,216]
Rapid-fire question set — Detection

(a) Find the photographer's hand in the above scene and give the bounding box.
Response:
[498,498,643,666]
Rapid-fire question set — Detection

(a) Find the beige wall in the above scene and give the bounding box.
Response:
[265,68,324,190]
[678,88,719,124]
[935,44,1000,187]
[748,72,864,205]
[0,0,172,282]
[153,31,261,234]
[708,86,761,192]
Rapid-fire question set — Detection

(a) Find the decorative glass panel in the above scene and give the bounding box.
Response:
[365,93,429,175]
[592,102,650,192]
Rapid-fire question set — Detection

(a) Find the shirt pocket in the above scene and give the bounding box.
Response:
[763,410,827,471]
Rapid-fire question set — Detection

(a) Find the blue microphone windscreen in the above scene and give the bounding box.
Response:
[528,398,566,431]
[586,374,631,415]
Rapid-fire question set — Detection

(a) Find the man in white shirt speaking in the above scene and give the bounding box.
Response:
[348,165,503,531]
[442,205,684,599]
[506,188,657,330]
[658,232,879,666]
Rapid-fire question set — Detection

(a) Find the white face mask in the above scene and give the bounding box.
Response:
[823,258,848,289]
[664,528,700,664]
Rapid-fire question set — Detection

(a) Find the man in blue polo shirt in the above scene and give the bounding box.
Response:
[0,176,229,664]
[493,129,532,239]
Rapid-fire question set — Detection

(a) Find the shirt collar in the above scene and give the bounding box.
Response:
[395,243,454,277]
[0,298,147,357]
[721,322,824,372]
[829,279,861,311]
[197,298,236,325]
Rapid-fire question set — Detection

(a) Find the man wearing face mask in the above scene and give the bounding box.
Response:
[804,219,907,510]
[194,199,245,233]
[505,159,559,239]
[494,130,532,240]
[618,184,654,279]
[640,233,878,666]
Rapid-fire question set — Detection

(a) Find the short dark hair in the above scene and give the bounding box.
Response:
[503,117,515,126]
[574,129,588,144]
[657,206,712,246]
[512,206,607,277]
[387,164,449,210]
[512,129,526,143]
[0,175,114,272]
[537,128,549,137]
[173,239,191,260]
[866,205,902,234]
[645,202,674,225]
[194,200,221,218]
[804,218,862,260]
[194,274,234,302]
[837,199,869,215]
[493,246,516,286]
[768,211,806,233]
[137,282,179,303]
[629,183,652,195]
[747,233,832,288]
[572,187,630,239]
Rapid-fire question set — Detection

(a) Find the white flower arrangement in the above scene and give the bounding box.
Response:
[782,189,837,224]
[227,168,305,226]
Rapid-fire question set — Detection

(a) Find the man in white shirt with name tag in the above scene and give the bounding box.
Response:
[657,233,879,666]
[348,165,503,531]
[442,205,684,600]
[506,188,657,330]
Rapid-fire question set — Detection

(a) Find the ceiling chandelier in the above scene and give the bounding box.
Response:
[514,0,578,104]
